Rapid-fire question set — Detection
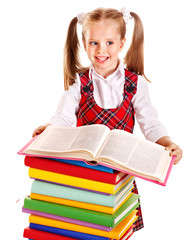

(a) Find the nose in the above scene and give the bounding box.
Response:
[97,43,106,54]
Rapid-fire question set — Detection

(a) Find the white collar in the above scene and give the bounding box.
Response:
[89,61,125,82]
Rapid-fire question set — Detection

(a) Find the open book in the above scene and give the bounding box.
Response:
[18,124,174,185]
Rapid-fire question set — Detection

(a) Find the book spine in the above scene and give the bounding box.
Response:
[31,180,134,207]
[31,180,116,207]
[25,156,118,184]
[24,197,114,227]
[30,193,116,214]
[29,168,116,194]
[23,208,111,231]
[29,211,138,239]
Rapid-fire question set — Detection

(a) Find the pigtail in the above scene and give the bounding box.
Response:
[124,12,149,82]
[63,17,86,90]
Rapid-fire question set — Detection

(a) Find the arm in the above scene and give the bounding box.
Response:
[132,76,168,142]
[132,76,182,164]
[32,74,81,137]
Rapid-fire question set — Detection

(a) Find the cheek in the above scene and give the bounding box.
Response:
[86,47,95,60]
[87,47,94,56]
[109,47,120,57]
[90,46,98,55]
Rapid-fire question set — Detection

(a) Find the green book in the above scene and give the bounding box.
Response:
[31,178,134,207]
[23,193,140,228]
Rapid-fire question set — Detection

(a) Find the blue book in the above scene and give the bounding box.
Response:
[30,223,110,240]
[51,158,114,173]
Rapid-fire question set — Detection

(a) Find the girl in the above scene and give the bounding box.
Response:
[32,7,183,234]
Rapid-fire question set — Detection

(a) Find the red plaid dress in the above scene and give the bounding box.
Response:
[77,69,144,232]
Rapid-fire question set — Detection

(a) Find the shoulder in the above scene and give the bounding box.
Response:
[124,69,138,82]
[132,75,151,105]
[124,68,149,86]
[78,69,90,86]
[61,73,81,99]
[137,75,149,88]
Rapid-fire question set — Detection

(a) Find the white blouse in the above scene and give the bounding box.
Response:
[49,63,168,142]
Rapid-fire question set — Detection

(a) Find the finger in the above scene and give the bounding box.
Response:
[169,148,180,156]
[32,126,45,137]
[32,130,39,137]
[165,144,179,151]
[172,150,183,164]
[32,130,38,137]
[174,156,181,164]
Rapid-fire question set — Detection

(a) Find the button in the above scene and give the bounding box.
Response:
[126,85,135,93]
[83,86,90,92]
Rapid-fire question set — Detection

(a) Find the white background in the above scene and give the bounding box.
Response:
[1,0,193,239]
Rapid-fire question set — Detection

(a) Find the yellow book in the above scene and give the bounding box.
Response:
[30,190,133,214]
[29,168,133,194]
[29,210,138,239]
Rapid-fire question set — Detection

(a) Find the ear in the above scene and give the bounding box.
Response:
[119,38,126,52]
[82,37,87,51]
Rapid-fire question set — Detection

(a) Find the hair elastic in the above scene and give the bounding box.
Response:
[77,12,86,25]
[120,7,133,24]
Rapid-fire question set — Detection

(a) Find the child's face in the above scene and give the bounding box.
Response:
[83,20,126,78]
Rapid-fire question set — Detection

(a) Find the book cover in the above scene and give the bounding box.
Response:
[23,207,112,231]
[30,190,133,214]
[25,156,127,184]
[28,168,133,194]
[52,158,114,173]
[24,194,140,228]
[24,202,138,232]
[29,210,138,239]
[24,227,90,240]
[29,223,111,240]
[29,223,133,240]
[31,179,134,207]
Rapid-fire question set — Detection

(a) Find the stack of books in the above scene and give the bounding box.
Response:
[22,155,141,240]
[19,124,175,239]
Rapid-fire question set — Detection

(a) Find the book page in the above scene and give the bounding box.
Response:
[96,129,170,179]
[96,129,139,164]
[127,141,169,178]
[25,126,80,152]
[25,125,110,158]
[68,124,110,157]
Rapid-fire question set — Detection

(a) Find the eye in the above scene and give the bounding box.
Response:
[90,41,97,45]
[107,41,113,45]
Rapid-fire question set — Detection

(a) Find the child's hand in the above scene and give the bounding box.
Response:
[156,137,183,165]
[32,124,50,137]
[165,144,183,165]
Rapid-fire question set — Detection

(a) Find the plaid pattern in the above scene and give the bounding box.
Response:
[132,180,144,231]
[77,69,144,232]
[77,69,137,133]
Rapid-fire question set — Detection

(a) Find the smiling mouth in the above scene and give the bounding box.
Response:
[95,56,109,63]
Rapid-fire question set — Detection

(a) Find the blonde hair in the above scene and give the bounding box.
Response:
[63,8,147,89]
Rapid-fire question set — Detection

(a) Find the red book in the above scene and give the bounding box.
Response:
[23,227,76,240]
[24,156,127,184]
[23,225,134,240]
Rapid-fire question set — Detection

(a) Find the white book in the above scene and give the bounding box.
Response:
[19,124,174,184]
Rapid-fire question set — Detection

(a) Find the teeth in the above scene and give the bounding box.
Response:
[96,57,108,61]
